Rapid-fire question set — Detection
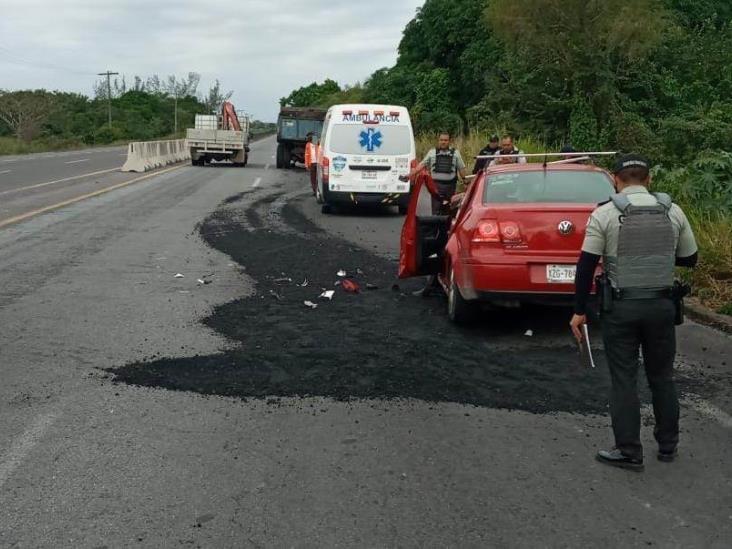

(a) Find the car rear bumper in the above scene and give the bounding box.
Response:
[455,261,582,301]
[323,188,410,206]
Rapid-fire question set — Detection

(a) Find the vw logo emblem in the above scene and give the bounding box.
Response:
[558,220,574,235]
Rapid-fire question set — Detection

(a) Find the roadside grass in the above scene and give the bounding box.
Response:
[0,136,88,156]
[0,136,138,156]
[416,132,732,314]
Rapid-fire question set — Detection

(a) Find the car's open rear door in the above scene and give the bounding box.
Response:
[399,173,450,278]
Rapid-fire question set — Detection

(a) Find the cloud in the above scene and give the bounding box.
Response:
[0,0,423,120]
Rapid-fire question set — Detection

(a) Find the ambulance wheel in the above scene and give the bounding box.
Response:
[448,268,477,325]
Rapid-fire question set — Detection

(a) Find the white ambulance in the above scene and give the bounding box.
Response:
[316,104,416,214]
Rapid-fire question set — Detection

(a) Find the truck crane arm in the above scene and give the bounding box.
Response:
[221,101,242,132]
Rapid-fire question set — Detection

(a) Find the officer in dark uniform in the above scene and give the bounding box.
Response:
[472,134,500,174]
[570,154,699,472]
[410,131,467,215]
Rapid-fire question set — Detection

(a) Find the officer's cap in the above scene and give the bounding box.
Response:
[613,154,650,174]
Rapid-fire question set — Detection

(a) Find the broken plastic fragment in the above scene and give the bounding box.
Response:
[303,301,318,309]
[274,277,292,284]
[319,290,335,300]
[524,329,534,337]
[174,273,185,278]
[269,290,284,301]
[197,279,205,285]
[341,279,360,293]
[337,270,347,277]
[299,279,309,287]
[366,283,379,290]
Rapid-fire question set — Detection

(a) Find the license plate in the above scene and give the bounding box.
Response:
[546,264,576,283]
[362,171,378,180]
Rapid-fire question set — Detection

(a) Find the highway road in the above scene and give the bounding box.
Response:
[0,137,730,547]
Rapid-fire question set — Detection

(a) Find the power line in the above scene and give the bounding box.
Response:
[0,44,97,76]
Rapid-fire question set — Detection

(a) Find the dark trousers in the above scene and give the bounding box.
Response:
[431,180,457,215]
[309,165,317,194]
[601,298,679,460]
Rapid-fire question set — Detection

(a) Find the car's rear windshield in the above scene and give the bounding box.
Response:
[483,171,614,204]
[329,124,412,155]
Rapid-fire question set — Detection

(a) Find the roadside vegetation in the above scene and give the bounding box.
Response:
[0,74,274,155]
[285,0,732,314]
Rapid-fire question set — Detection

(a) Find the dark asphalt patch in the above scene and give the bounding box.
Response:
[109,191,724,414]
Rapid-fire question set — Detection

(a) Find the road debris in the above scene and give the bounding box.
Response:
[342,279,360,293]
[174,273,185,278]
[366,283,379,290]
[274,277,293,284]
[319,290,335,301]
[524,330,534,337]
[269,290,284,301]
[337,270,347,277]
[299,279,309,287]
[303,301,318,309]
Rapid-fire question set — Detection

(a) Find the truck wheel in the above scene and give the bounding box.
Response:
[282,147,291,169]
[447,268,477,325]
[276,145,284,169]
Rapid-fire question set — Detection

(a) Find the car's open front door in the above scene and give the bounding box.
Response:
[399,173,451,279]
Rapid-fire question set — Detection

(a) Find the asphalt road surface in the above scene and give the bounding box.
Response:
[0,136,730,548]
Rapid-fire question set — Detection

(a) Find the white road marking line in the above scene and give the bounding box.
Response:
[252,177,262,188]
[0,169,12,175]
[65,158,90,164]
[683,395,732,428]
[0,164,184,229]
[0,411,59,489]
[0,167,119,197]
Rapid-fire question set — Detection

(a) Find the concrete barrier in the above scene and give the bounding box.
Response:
[121,139,189,173]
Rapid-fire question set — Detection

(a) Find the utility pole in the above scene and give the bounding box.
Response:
[98,70,119,128]
[174,90,178,135]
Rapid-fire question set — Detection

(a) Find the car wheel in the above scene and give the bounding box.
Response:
[448,268,476,324]
[398,204,408,215]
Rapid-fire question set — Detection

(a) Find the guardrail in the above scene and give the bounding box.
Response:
[121,139,189,173]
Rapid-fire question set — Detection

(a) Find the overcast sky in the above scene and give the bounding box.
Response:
[0,0,424,121]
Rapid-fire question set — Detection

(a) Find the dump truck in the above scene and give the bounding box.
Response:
[276,107,327,169]
[187,101,251,167]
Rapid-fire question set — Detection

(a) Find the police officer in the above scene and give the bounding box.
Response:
[570,154,698,472]
[411,131,467,214]
[488,134,527,166]
[472,134,500,174]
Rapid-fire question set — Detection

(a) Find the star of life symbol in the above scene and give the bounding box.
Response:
[359,128,383,152]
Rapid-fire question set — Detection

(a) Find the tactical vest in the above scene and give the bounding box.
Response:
[604,192,676,291]
[433,149,455,175]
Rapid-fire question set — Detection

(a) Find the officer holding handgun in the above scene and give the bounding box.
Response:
[570,154,698,472]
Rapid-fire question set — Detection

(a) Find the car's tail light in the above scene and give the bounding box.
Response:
[472,220,500,243]
[500,221,522,243]
[321,156,330,185]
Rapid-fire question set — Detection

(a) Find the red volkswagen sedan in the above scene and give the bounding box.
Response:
[400,162,615,323]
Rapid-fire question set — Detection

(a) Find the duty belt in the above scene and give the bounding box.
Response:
[613,288,673,300]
